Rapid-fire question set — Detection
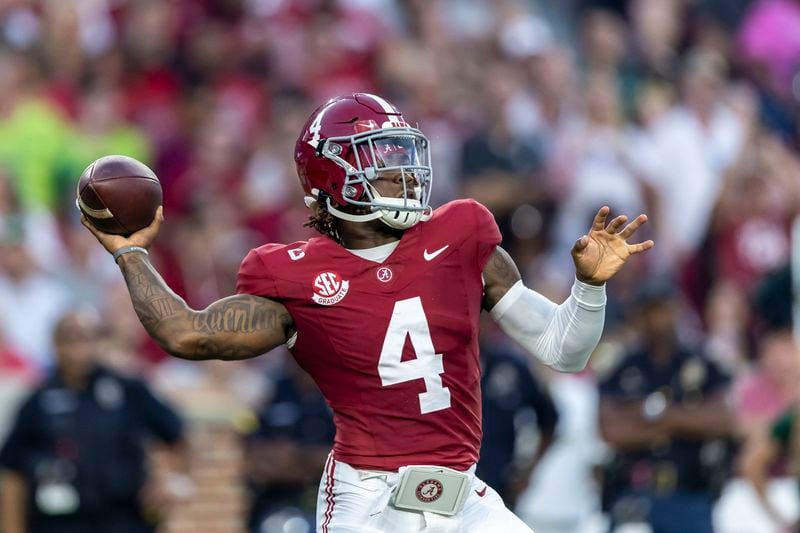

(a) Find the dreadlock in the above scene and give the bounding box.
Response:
[304,197,342,243]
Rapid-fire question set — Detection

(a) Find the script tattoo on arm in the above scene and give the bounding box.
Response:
[481,246,523,312]
[118,252,293,361]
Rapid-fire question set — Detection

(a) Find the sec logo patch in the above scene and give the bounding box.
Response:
[312,271,349,305]
[415,479,443,503]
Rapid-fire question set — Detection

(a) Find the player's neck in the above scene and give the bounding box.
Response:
[337,219,403,250]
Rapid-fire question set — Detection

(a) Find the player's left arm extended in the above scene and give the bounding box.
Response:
[482,207,653,372]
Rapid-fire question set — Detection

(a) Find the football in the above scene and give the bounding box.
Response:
[76,155,162,236]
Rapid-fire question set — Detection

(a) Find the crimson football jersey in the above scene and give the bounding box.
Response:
[236,199,501,471]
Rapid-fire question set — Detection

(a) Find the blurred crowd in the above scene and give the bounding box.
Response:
[0,0,799,531]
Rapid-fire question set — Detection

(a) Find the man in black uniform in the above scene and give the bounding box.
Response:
[244,358,335,533]
[598,280,734,533]
[0,308,188,533]
[477,345,558,506]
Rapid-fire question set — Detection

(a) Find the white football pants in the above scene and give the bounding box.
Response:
[316,454,534,532]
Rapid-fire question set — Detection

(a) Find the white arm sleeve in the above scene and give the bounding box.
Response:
[489,279,606,372]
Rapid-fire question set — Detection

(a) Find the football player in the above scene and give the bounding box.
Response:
[82,93,654,532]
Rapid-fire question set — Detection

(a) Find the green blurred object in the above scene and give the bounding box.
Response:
[0,96,152,213]
[0,98,71,210]
[62,126,152,188]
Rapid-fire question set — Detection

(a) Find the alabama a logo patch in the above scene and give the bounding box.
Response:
[415,479,443,503]
[312,271,349,305]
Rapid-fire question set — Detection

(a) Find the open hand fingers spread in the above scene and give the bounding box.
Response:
[591,206,611,231]
[627,240,655,254]
[606,215,628,234]
[619,214,648,240]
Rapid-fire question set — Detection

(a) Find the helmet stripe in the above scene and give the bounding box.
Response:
[368,94,398,114]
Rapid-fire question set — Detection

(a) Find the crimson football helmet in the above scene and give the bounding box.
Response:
[295,93,433,230]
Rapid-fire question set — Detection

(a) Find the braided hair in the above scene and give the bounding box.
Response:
[304,196,341,243]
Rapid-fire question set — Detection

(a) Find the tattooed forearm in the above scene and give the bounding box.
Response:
[191,297,284,334]
[482,246,522,311]
[116,252,292,360]
[124,259,183,329]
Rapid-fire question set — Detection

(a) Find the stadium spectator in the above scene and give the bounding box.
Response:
[738,0,800,99]
[734,324,800,437]
[0,308,189,533]
[598,279,734,532]
[476,345,558,506]
[0,51,72,211]
[629,50,747,268]
[708,134,799,293]
[0,218,73,369]
[513,360,605,533]
[547,71,648,281]
[244,357,334,533]
[703,280,751,374]
[0,326,38,442]
[741,402,800,531]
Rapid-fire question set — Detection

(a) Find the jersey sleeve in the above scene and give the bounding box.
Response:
[464,199,502,269]
[236,247,279,298]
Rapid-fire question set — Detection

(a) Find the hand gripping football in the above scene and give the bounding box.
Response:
[76,155,162,236]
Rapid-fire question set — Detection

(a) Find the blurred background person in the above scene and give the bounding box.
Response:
[741,398,800,532]
[726,264,800,532]
[734,266,800,438]
[0,215,73,371]
[0,308,190,533]
[598,279,734,532]
[476,342,559,507]
[243,357,334,533]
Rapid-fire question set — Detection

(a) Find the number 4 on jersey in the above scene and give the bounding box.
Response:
[378,297,451,414]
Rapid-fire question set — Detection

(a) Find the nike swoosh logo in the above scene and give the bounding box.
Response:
[423,245,449,261]
[475,486,487,497]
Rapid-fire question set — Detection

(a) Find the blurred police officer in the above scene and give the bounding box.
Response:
[245,357,335,533]
[598,279,734,533]
[477,345,558,506]
[0,308,188,533]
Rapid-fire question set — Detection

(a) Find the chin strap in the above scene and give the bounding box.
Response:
[325,197,384,223]
[304,194,432,229]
